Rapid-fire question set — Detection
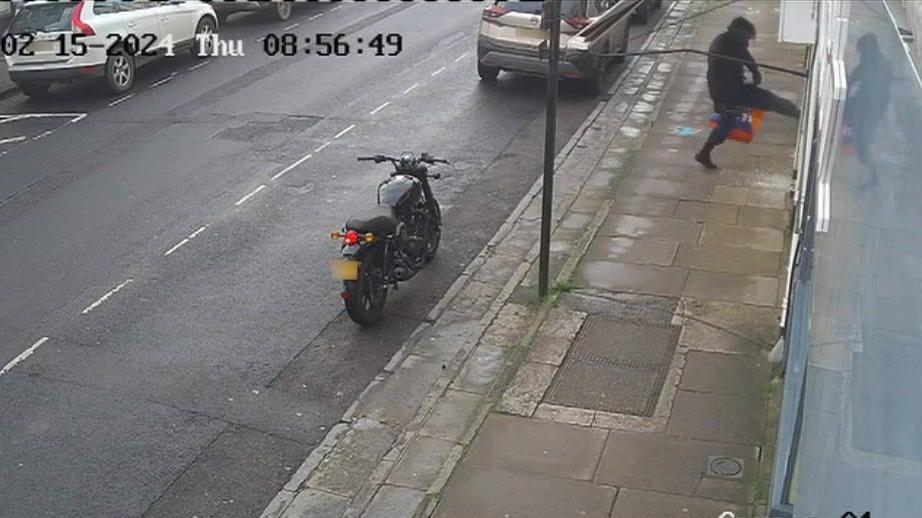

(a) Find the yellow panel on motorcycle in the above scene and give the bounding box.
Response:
[331,259,360,281]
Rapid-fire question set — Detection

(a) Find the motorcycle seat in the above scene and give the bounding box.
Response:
[345,205,397,235]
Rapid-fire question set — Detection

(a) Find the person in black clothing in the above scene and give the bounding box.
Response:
[695,17,801,169]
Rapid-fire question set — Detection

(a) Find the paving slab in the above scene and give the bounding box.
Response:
[609,488,749,518]
[435,466,617,518]
[683,270,779,307]
[283,488,349,518]
[681,299,781,347]
[452,342,513,395]
[362,485,425,518]
[599,214,702,242]
[738,205,790,229]
[499,362,557,416]
[611,195,679,217]
[674,243,780,277]
[699,224,786,253]
[576,261,689,297]
[667,390,765,445]
[709,185,750,205]
[672,200,740,224]
[585,236,679,266]
[746,188,788,209]
[386,436,456,490]
[464,414,608,481]
[308,422,398,498]
[680,351,771,398]
[595,431,758,499]
[418,390,483,443]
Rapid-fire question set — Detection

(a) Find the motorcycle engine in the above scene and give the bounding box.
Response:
[395,201,429,268]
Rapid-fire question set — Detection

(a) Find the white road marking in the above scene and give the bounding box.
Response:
[235,184,267,206]
[32,130,54,141]
[189,59,210,71]
[0,337,49,377]
[0,136,26,145]
[431,66,446,77]
[403,83,419,94]
[330,5,343,11]
[272,153,312,180]
[164,224,209,256]
[454,52,468,63]
[283,22,299,31]
[188,225,208,239]
[108,93,135,107]
[81,279,133,315]
[148,73,176,89]
[257,36,266,43]
[0,113,86,125]
[164,238,190,257]
[334,124,356,139]
[309,13,324,21]
[369,101,391,115]
[314,142,331,153]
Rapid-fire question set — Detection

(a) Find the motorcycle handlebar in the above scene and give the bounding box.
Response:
[356,154,449,165]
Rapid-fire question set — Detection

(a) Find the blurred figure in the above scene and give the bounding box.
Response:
[843,32,892,184]
[695,17,801,169]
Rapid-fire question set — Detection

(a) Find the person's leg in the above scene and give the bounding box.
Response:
[696,109,734,169]
[741,86,801,118]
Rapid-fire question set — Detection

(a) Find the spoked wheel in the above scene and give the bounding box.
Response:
[423,203,442,263]
[192,17,217,57]
[273,2,293,21]
[343,250,388,326]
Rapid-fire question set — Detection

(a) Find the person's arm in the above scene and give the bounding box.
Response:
[741,46,762,86]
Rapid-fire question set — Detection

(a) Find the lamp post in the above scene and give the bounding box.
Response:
[538,0,561,299]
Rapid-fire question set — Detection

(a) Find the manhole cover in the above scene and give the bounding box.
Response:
[545,315,680,416]
[706,456,744,479]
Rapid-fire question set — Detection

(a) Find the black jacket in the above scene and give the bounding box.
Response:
[706,28,761,104]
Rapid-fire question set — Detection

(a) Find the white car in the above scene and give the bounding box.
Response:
[4,0,218,96]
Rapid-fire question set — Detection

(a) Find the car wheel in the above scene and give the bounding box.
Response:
[273,2,292,21]
[17,81,51,98]
[192,17,217,57]
[478,62,499,83]
[104,51,135,94]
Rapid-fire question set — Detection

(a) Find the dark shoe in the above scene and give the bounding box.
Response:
[695,149,718,170]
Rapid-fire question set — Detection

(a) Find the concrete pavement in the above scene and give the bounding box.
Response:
[264,1,808,516]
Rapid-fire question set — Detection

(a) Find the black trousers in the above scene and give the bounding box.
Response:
[706,85,800,146]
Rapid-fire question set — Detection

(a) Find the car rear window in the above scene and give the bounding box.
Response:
[10,2,77,34]
[496,1,583,17]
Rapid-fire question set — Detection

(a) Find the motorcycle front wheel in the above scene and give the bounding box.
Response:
[423,202,442,263]
[343,250,388,326]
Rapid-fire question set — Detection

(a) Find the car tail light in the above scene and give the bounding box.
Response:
[563,16,590,30]
[71,1,95,36]
[483,5,510,19]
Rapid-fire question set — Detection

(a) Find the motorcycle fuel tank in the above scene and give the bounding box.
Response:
[378,174,423,214]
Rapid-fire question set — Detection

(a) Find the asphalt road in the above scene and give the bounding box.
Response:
[0,3,663,517]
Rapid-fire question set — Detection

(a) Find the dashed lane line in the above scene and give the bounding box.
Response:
[272,153,312,180]
[330,5,344,11]
[334,124,356,139]
[369,101,391,115]
[164,225,208,256]
[0,337,49,377]
[314,142,331,153]
[81,279,134,315]
[235,184,267,206]
[189,59,210,71]
[454,52,468,63]
[283,22,299,31]
[148,73,176,89]
[108,93,135,107]
[431,66,446,77]
[0,136,26,145]
[309,13,324,21]
[403,83,419,94]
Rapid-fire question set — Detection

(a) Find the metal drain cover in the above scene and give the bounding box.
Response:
[545,315,680,416]
[705,456,744,479]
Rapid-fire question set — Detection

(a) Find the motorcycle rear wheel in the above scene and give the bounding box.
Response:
[343,251,388,326]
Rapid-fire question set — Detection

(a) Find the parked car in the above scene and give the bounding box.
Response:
[477,0,639,93]
[3,0,218,96]
[209,0,294,23]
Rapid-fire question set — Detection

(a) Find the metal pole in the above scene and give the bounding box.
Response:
[538,0,561,299]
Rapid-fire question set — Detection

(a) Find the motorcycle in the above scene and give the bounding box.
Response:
[331,152,448,326]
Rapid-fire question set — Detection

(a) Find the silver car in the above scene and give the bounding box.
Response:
[477,0,641,92]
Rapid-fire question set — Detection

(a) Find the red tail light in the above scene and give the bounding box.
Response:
[71,1,95,36]
[563,16,590,30]
[344,230,360,246]
[483,5,510,19]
